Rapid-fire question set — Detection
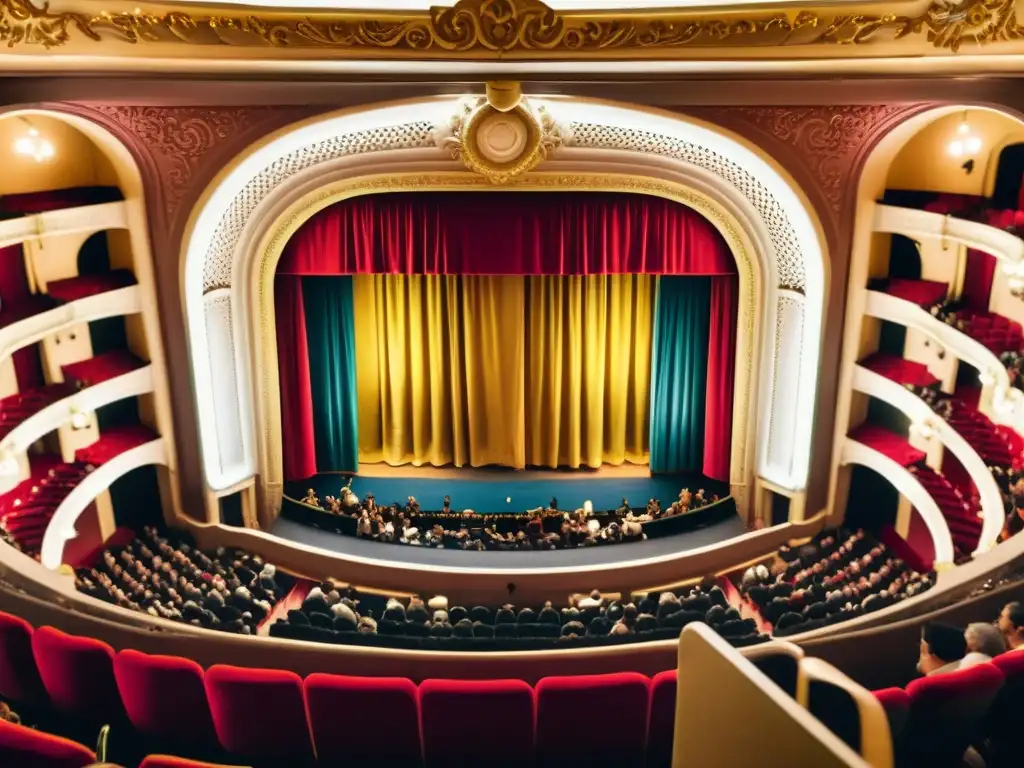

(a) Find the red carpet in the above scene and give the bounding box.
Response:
[74,424,158,465]
[882,278,948,307]
[860,353,939,388]
[45,269,136,303]
[0,383,76,439]
[0,457,91,556]
[848,424,926,467]
[62,349,145,389]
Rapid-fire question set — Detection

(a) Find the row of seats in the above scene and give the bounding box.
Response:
[1,612,682,767]
[909,464,982,555]
[0,460,90,556]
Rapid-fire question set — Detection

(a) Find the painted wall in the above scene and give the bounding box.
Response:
[888,111,1024,197]
[0,116,116,195]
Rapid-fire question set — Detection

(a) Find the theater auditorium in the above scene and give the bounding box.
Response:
[2,2,1024,767]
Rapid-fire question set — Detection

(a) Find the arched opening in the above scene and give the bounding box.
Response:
[991,142,1024,211]
[179,96,828,538]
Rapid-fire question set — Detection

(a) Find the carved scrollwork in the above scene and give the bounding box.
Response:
[0,0,1019,55]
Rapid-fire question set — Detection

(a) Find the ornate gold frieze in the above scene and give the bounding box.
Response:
[0,0,1020,55]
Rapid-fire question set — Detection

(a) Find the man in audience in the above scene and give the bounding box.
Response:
[997,601,1024,650]
[961,622,1006,667]
[917,622,968,675]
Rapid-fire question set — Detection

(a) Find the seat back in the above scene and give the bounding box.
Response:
[745,640,804,697]
[139,757,243,768]
[0,610,46,705]
[902,664,1004,768]
[305,673,421,766]
[986,652,1024,767]
[204,665,313,767]
[114,649,219,755]
[0,718,95,768]
[30,625,125,724]
[797,659,893,768]
[871,687,910,745]
[647,669,677,768]
[420,678,534,768]
[535,672,651,768]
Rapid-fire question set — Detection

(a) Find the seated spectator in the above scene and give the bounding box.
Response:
[960,622,1006,668]
[917,623,967,676]
[998,601,1024,650]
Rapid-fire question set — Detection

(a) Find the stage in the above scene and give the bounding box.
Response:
[274,466,744,570]
[290,465,725,516]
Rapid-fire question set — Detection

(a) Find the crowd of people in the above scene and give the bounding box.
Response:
[916,600,1024,676]
[739,528,934,638]
[74,527,286,635]
[270,576,769,651]
[298,483,719,552]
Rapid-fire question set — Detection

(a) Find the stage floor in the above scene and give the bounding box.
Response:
[296,465,724,515]
[270,511,747,571]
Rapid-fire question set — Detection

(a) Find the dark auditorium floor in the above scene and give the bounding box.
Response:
[269,512,748,570]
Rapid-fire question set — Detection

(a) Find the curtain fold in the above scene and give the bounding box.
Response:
[279,192,736,276]
[525,275,653,469]
[353,274,525,468]
[302,277,359,473]
[961,249,996,313]
[275,276,317,481]
[649,277,711,473]
[704,276,738,482]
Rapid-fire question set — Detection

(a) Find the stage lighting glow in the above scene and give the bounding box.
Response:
[13,124,55,163]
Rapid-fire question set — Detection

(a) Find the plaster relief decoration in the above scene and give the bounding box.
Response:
[435,82,569,185]
[0,0,1020,56]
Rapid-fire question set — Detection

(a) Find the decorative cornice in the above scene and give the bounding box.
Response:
[86,105,280,224]
[0,0,1020,56]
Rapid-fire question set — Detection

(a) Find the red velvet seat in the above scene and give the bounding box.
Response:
[139,757,242,768]
[114,649,219,756]
[872,687,910,744]
[536,672,651,768]
[647,669,677,768]
[0,718,96,768]
[30,625,126,725]
[900,663,1004,768]
[986,652,1024,768]
[420,678,534,768]
[204,665,313,767]
[305,673,421,766]
[0,611,47,705]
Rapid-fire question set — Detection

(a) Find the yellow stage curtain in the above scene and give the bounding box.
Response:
[525,275,655,469]
[352,274,525,468]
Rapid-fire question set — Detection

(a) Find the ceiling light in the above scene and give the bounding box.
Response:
[948,112,982,159]
[13,121,55,163]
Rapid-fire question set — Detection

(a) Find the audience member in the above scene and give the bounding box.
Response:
[917,623,968,675]
[997,600,1024,650]
[960,622,1006,667]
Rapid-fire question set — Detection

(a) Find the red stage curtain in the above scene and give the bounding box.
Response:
[275,276,318,481]
[961,249,996,312]
[278,192,736,276]
[704,276,737,482]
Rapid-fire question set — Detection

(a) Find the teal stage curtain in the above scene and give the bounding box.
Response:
[302,276,359,473]
[649,276,711,473]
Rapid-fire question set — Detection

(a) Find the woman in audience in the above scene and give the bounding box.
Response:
[960,622,1006,667]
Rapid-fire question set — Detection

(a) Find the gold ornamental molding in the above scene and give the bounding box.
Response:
[1,0,1022,56]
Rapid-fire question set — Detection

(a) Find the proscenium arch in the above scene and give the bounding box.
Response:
[828,103,1024,527]
[249,170,761,523]
[180,96,827,514]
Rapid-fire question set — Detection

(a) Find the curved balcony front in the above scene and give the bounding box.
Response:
[840,436,955,567]
[0,201,128,251]
[873,203,1024,269]
[852,365,1003,552]
[40,437,167,569]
